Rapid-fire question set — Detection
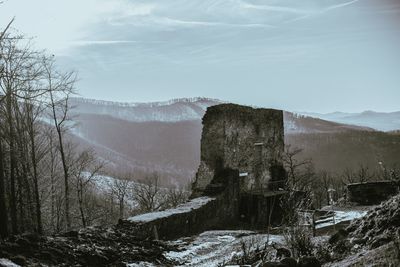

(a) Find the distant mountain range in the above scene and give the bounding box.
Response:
[70,97,222,122]
[70,97,377,133]
[300,111,400,132]
[69,97,400,185]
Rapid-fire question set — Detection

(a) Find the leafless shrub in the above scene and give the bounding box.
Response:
[231,235,276,265]
[284,226,314,258]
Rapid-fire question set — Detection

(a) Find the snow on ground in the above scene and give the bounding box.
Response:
[89,174,139,209]
[127,197,215,223]
[316,210,367,229]
[0,258,21,267]
[164,230,284,267]
[90,174,116,193]
[126,262,156,267]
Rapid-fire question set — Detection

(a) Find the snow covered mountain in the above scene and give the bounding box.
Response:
[70,97,222,122]
[71,97,370,134]
[300,111,400,132]
[283,112,372,134]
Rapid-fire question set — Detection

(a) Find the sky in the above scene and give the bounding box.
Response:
[1,0,400,113]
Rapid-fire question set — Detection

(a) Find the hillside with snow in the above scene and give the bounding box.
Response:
[300,110,400,132]
[70,97,222,122]
[68,98,400,185]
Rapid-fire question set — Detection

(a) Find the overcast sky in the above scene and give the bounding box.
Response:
[1,0,399,112]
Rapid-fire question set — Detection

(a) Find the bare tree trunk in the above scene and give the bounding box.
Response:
[27,103,43,234]
[6,90,18,234]
[49,90,71,231]
[77,183,86,227]
[78,201,86,227]
[17,170,25,233]
[57,122,70,230]
[51,171,55,232]
[14,98,36,232]
[48,131,56,233]
[0,138,8,238]
[119,197,124,220]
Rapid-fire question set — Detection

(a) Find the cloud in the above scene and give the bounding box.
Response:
[148,17,275,28]
[98,1,157,19]
[71,40,138,46]
[325,0,360,11]
[238,1,312,15]
[283,0,360,23]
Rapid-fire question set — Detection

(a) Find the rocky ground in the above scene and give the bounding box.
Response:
[326,193,400,266]
[164,230,284,266]
[1,193,399,267]
[0,224,178,267]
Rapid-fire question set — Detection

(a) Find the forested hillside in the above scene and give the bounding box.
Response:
[286,130,400,174]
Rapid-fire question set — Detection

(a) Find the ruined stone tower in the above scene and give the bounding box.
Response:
[192,104,286,197]
[124,103,287,239]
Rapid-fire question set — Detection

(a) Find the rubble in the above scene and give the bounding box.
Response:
[328,193,400,262]
[0,226,178,267]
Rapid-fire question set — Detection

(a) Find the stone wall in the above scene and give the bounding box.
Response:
[191,104,285,197]
[122,169,241,240]
[347,181,399,205]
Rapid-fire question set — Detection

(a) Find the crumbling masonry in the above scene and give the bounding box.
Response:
[122,104,287,240]
[192,103,286,196]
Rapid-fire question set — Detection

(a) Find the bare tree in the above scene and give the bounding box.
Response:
[281,145,314,224]
[72,150,103,227]
[341,165,373,185]
[283,145,314,191]
[356,164,373,183]
[341,168,356,185]
[0,135,7,238]
[164,186,189,209]
[320,171,333,205]
[0,11,10,239]
[110,175,131,220]
[132,173,166,213]
[44,56,76,231]
[41,127,62,233]
[0,29,44,234]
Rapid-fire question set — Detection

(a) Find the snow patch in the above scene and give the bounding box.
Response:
[316,210,367,229]
[164,230,284,266]
[126,262,156,267]
[0,259,21,267]
[127,197,215,223]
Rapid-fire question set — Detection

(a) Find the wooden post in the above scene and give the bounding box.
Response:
[153,225,159,240]
[312,211,316,237]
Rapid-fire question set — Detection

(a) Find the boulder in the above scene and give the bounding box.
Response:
[280,257,297,267]
[297,256,321,267]
[263,262,286,267]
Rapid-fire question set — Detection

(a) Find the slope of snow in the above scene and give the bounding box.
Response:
[127,197,215,223]
[90,174,120,193]
[316,210,367,229]
[284,113,308,134]
[126,262,156,267]
[0,259,20,267]
[88,174,139,209]
[164,231,284,267]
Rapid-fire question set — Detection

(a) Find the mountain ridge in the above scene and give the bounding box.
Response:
[299,110,400,131]
[64,97,400,186]
[69,97,223,122]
